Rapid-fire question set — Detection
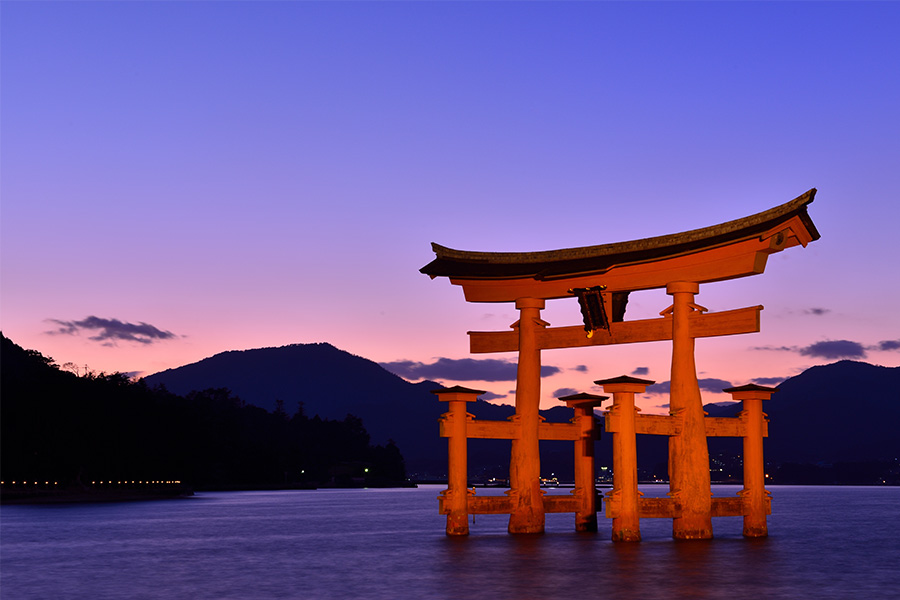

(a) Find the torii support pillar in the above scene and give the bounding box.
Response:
[508,298,547,534]
[433,386,485,536]
[666,281,713,540]
[725,384,777,538]
[558,392,608,532]
[596,376,654,542]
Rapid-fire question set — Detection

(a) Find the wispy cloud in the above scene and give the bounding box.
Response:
[632,366,650,376]
[803,307,831,316]
[572,365,588,372]
[645,377,734,395]
[46,316,176,346]
[553,387,580,398]
[753,344,798,352]
[380,357,561,382]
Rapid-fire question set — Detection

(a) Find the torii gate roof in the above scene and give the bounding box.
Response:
[421,189,819,302]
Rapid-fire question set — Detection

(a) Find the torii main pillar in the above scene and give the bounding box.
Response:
[508,298,546,534]
[667,282,712,539]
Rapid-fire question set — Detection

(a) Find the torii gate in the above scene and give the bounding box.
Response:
[420,189,820,539]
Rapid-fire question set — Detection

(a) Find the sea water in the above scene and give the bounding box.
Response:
[1,485,898,599]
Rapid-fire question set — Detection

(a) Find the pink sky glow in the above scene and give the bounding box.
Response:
[2,2,898,413]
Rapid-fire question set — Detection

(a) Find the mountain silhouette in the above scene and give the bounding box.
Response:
[144,343,538,477]
[144,345,900,481]
[706,360,900,464]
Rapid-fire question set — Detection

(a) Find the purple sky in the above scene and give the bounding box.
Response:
[3,2,898,412]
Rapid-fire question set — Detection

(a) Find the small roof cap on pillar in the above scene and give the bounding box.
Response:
[723,383,777,401]
[557,392,608,408]
[431,385,487,396]
[594,375,655,394]
[594,375,656,386]
[723,384,778,393]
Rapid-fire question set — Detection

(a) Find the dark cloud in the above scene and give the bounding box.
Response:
[646,381,670,394]
[644,378,733,395]
[877,339,900,351]
[755,338,894,360]
[478,391,508,401]
[46,316,176,345]
[755,340,871,360]
[799,340,866,359]
[699,378,734,392]
[631,366,650,376]
[803,308,831,316]
[553,388,580,398]
[380,357,560,382]
[572,365,588,372]
[751,376,787,386]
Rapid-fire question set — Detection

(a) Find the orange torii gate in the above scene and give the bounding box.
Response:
[421,189,820,539]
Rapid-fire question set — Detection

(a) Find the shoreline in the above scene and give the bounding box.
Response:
[0,480,419,505]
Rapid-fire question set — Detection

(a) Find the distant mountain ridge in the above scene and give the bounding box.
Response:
[146,343,417,420]
[144,344,900,479]
[706,360,900,464]
[144,343,535,476]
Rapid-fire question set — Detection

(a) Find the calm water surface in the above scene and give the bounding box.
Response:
[2,485,898,599]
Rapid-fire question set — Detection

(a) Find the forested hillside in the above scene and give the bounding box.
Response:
[1,334,407,498]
